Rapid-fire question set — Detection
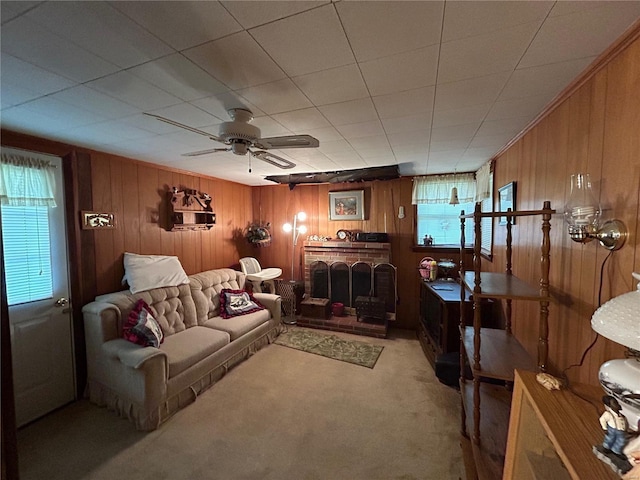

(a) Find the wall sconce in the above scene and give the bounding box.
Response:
[563,173,627,250]
[283,211,307,280]
[591,272,640,438]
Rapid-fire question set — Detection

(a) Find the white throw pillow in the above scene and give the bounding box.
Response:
[123,252,189,294]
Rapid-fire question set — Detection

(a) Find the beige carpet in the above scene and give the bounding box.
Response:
[18,327,464,480]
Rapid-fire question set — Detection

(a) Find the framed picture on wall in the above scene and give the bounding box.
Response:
[498,182,516,225]
[328,190,365,221]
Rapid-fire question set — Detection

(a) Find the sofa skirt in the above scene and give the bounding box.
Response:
[87,323,281,431]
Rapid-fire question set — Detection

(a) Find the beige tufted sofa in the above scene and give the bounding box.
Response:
[82,268,282,431]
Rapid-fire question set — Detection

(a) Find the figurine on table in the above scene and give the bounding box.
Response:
[593,395,634,476]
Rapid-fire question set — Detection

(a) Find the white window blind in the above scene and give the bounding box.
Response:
[1,205,53,305]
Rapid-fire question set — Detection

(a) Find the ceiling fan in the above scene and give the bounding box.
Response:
[144,108,319,170]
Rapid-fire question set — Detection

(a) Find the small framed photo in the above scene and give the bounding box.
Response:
[498,182,516,225]
[328,190,365,221]
[81,211,116,230]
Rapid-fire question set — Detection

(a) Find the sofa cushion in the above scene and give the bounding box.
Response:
[123,299,164,347]
[219,289,265,318]
[160,326,230,378]
[188,269,246,324]
[203,309,270,341]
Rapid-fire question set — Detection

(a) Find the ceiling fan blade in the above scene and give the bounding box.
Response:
[144,113,227,144]
[182,148,231,157]
[252,150,296,169]
[254,135,319,150]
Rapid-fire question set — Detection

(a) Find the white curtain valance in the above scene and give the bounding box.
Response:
[475,161,492,202]
[0,153,57,207]
[412,173,476,205]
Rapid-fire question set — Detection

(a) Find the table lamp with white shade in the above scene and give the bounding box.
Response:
[591,272,640,432]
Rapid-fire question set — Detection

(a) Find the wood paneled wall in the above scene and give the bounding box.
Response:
[489,33,640,385]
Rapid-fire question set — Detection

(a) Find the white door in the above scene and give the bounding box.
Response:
[1,148,75,427]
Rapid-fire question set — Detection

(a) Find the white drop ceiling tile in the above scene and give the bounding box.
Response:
[18,96,107,129]
[486,94,550,121]
[129,54,229,102]
[319,139,354,155]
[428,150,466,163]
[237,79,312,115]
[1,54,75,97]
[120,113,195,135]
[549,1,614,17]
[387,131,431,148]
[348,136,391,152]
[1,16,118,82]
[304,126,344,142]
[184,32,286,90]
[501,57,594,101]
[221,1,327,29]
[432,104,491,128]
[162,131,220,150]
[0,106,68,136]
[431,123,479,143]
[381,114,431,135]
[463,146,501,160]
[1,1,41,24]
[363,156,397,168]
[430,139,471,153]
[27,2,171,69]
[450,158,483,172]
[148,103,222,129]
[435,72,511,111]
[272,108,330,132]
[336,1,443,61]
[51,86,139,120]
[438,22,540,84]
[372,86,436,120]
[292,64,369,106]
[360,45,439,96]
[519,3,640,68]
[62,125,135,147]
[476,117,530,138]
[250,5,354,77]
[191,92,265,121]
[110,1,243,51]
[335,120,385,140]
[318,98,378,127]
[442,1,552,42]
[81,119,156,141]
[86,71,182,111]
[251,116,292,137]
[0,83,39,109]
[469,133,513,149]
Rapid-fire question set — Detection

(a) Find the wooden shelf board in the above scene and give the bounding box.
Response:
[513,370,618,480]
[462,327,536,381]
[462,272,548,300]
[460,379,512,480]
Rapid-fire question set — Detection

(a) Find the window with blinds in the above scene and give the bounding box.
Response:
[1,205,53,306]
[415,174,494,256]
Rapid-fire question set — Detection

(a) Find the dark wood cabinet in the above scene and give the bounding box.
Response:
[417,279,497,367]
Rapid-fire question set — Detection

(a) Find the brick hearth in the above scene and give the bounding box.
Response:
[296,314,387,338]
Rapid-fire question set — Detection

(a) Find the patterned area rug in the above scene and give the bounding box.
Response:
[274,328,384,368]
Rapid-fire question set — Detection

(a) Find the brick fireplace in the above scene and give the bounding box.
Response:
[300,241,394,338]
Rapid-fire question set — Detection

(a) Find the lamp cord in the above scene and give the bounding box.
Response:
[561,248,614,412]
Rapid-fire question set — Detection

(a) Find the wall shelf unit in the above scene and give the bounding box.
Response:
[458,201,555,480]
[169,188,215,231]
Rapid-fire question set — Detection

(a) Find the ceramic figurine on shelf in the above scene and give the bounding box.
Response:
[593,395,634,476]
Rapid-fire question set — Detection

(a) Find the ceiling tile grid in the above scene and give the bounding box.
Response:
[1,0,638,185]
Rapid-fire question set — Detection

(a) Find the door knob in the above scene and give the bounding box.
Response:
[54,297,69,307]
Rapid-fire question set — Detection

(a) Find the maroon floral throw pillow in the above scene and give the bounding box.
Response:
[219,289,265,319]
[123,299,164,348]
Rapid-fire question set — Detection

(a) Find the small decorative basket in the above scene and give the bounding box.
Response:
[418,256,435,279]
